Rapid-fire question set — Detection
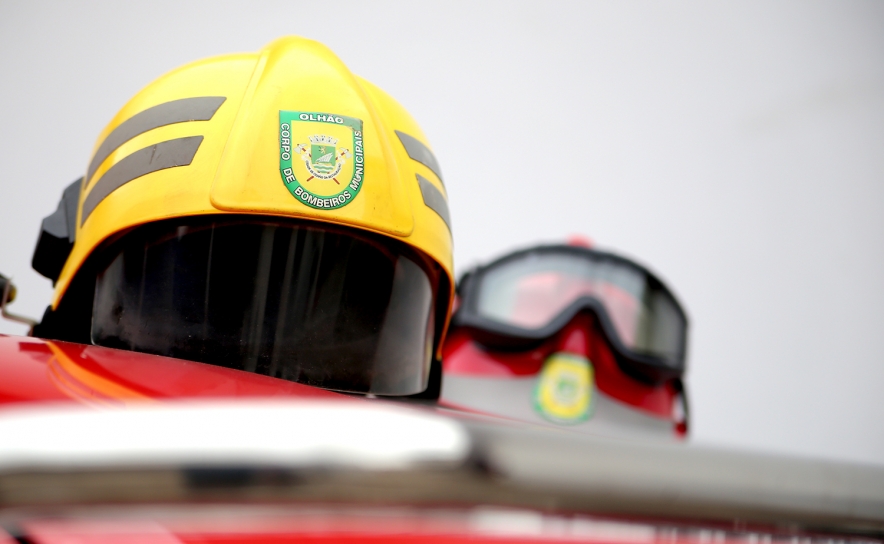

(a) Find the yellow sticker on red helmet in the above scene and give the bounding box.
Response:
[533,352,595,424]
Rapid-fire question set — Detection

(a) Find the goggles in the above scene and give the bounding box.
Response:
[452,245,688,383]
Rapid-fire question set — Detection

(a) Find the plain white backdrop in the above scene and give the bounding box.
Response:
[1,1,882,465]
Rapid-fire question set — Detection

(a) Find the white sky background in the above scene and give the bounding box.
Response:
[0,1,882,465]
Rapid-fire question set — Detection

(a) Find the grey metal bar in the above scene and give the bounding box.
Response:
[465,418,884,534]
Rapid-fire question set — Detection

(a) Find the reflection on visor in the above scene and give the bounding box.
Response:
[92,219,437,396]
[475,252,685,363]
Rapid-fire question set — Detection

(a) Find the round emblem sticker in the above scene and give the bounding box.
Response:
[533,352,594,424]
[279,111,364,209]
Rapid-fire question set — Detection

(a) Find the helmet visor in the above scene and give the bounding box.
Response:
[472,249,686,364]
[92,218,437,395]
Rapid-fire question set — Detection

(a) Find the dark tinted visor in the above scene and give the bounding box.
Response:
[92,218,438,395]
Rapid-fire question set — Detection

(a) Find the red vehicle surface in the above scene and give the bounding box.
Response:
[0,333,882,544]
[0,334,340,405]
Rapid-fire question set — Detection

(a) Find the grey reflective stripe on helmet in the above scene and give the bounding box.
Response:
[86,97,225,184]
[416,174,451,231]
[81,136,204,226]
[396,131,444,186]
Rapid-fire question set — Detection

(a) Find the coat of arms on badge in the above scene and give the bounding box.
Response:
[533,352,595,424]
[295,135,353,181]
[279,111,364,210]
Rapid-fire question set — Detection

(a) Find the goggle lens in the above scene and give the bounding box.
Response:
[473,252,685,364]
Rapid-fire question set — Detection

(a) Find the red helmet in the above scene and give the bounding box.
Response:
[440,241,689,440]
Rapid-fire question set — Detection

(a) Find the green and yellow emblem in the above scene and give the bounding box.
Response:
[279,111,364,209]
[533,352,595,424]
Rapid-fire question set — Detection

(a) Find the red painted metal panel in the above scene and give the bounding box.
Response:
[21,511,873,544]
[0,334,342,406]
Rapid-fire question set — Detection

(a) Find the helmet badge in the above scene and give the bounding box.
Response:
[279,111,364,210]
[533,352,595,424]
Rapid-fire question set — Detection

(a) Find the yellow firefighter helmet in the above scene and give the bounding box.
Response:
[32,37,453,397]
